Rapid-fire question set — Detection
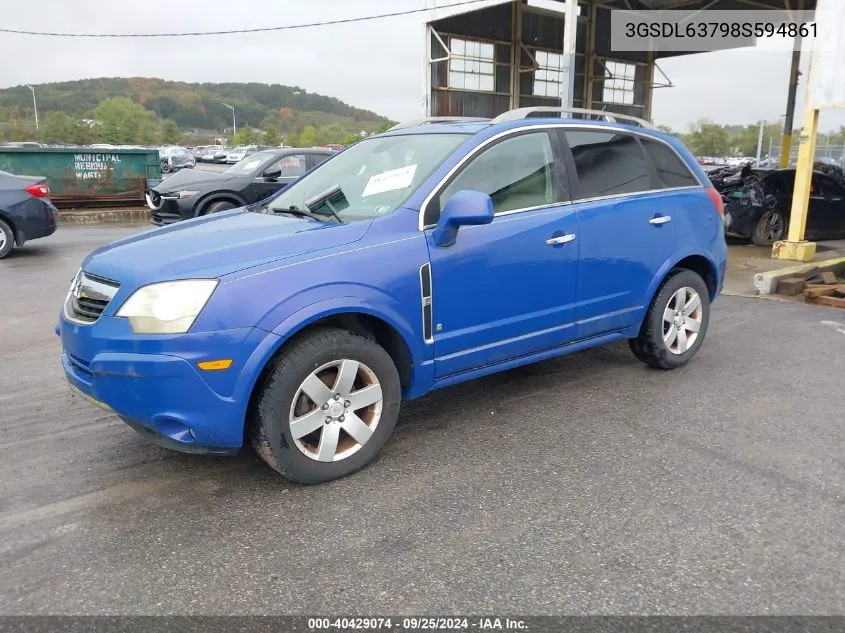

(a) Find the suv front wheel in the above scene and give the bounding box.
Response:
[249,327,401,484]
[629,269,711,370]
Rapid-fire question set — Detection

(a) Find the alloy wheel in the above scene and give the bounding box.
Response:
[662,286,703,355]
[763,212,785,243]
[288,359,384,462]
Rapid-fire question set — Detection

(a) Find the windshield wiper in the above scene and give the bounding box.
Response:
[271,205,336,223]
[304,185,347,224]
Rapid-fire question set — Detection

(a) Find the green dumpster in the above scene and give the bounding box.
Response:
[0,147,161,208]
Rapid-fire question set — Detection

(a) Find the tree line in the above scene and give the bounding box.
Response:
[0,97,393,147]
[662,119,845,158]
[0,78,388,132]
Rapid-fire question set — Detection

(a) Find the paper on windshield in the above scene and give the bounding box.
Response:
[242,159,262,171]
[362,164,417,197]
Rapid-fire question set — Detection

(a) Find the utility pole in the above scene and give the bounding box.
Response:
[780,0,804,168]
[222,103,236,139]
[25,84,38,133]
[755,120,765,166]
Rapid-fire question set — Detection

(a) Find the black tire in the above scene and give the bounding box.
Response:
[204,200,237,215]
[160,160,172,174]
[248,326,402,484]
[629,269,711,370]
[0,219,14,259]
[751,209,786,246]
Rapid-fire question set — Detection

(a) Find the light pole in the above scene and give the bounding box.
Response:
[25,84,38,133]
[755,120,765,166]
[221,103,236,139]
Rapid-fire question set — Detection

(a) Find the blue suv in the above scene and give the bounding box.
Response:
[58,108,727,484]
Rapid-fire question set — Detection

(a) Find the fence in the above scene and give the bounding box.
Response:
[762,144,845,166]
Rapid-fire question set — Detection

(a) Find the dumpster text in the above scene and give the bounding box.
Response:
[74,154,122,180]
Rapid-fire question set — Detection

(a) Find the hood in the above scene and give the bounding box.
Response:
[81,210,371,288]
[152,168,236,193]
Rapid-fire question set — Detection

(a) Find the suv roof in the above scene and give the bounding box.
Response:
[382,107,656,138]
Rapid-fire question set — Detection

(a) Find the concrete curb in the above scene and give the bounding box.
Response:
[753,256,845,295]
[59,207,150,225]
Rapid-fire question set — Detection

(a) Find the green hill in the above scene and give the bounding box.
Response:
[0,77,393,143]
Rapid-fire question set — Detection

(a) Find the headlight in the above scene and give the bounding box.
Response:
[178,190,200,199]
[116,279,218,334]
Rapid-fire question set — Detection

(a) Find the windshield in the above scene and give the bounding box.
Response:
[261,133,469,222]
[224,150,278,176]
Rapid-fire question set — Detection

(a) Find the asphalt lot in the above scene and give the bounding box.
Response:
[1,225,844,615]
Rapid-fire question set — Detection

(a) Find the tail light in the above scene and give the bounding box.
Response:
[705,187,724,218]
[25,183,50,198]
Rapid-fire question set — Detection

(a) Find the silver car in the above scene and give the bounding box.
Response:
[225,145,258,164]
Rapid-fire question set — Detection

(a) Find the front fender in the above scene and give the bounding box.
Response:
[242,292,434,399]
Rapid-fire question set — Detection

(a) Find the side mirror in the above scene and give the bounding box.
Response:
[262,167,282,180]
[432,190,494,247]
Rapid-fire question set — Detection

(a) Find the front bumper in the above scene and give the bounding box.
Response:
[59,315,278,452]
[146,192,193,225]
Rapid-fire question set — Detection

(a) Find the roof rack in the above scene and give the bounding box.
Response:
[387,116,491,131]
[491,107,655,129]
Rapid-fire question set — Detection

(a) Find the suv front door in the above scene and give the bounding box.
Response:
[424,129,580,378]
[559,128,679,339]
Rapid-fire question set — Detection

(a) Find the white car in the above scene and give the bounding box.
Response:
[201,146,226,163]
[225,146,257,164]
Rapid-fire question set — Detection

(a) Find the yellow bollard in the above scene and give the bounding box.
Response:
[772,107,819,262]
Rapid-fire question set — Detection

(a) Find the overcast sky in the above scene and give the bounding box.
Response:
[2,0,843,132]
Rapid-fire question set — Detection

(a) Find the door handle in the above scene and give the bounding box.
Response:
[649,215,672,225]
[546,234,576,245]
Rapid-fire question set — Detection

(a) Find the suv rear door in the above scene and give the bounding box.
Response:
[424,128,580,378]
[559,128,695,339]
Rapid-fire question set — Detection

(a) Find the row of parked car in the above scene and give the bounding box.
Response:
[158,145,275,173]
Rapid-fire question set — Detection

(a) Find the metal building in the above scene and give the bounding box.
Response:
[422,0,815,123]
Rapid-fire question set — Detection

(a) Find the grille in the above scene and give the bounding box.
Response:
[65,271,120,324]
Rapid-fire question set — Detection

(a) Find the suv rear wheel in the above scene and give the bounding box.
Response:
[249,327,401,484]
[629,269,710,370]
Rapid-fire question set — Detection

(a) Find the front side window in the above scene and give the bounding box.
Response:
[274,154,307,177]
[564,130,652,200]
[263,133,470,222]
[641,139,699,189]
[432,131,558,224]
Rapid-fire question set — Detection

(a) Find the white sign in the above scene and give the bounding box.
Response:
[362,164,417,197]
[73,153,121,181]
[808,0,845,109]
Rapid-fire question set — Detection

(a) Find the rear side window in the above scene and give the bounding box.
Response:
[563,130,652,199]
[641,139,699,188]
[309,153,332,170]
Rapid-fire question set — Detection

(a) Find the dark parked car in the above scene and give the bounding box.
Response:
[146,148,335,225]
[716,165,845,245]
[0,169,58,259]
